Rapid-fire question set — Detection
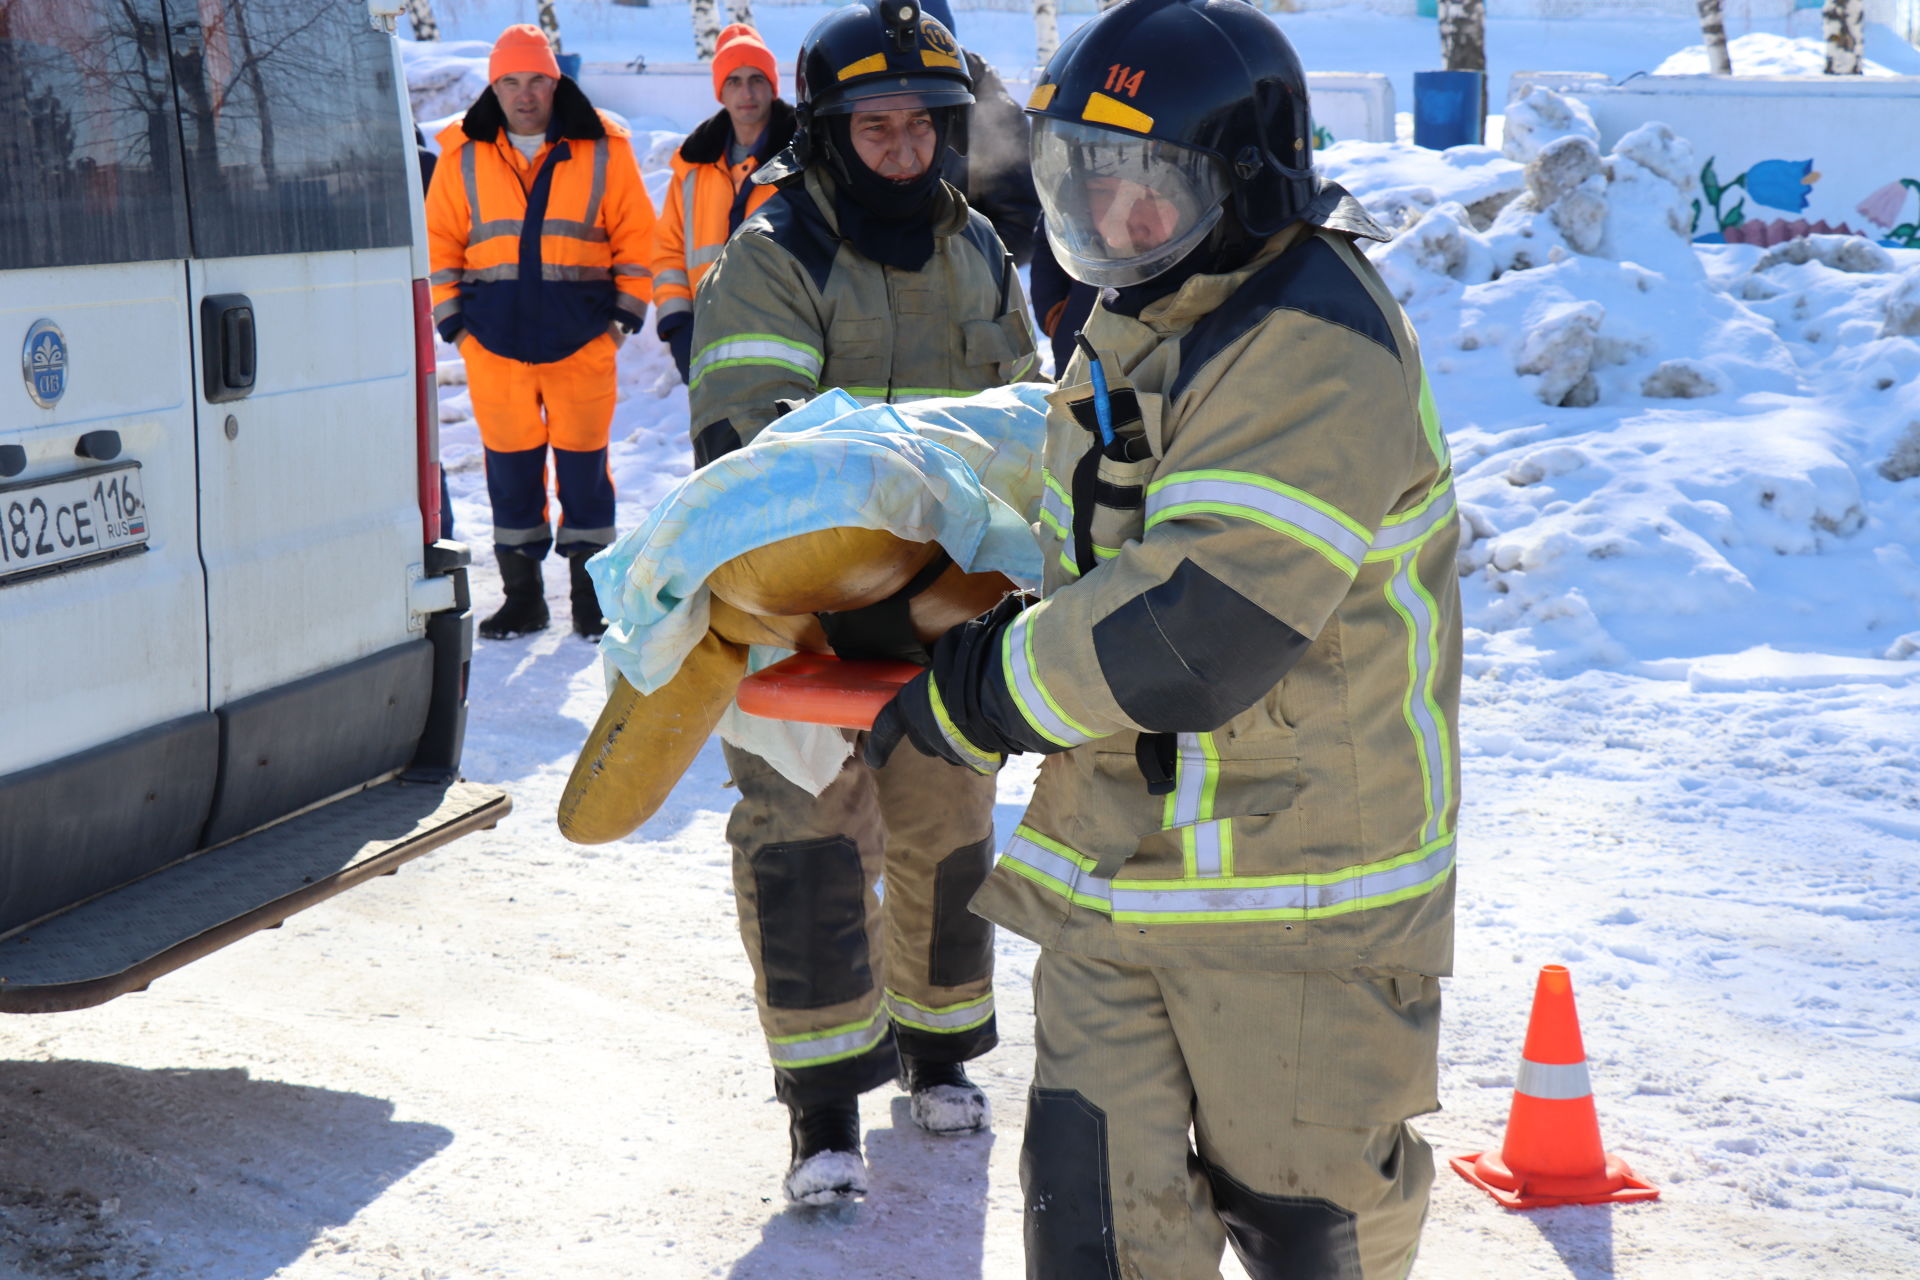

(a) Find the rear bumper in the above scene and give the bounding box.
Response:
[0,777,509,1013]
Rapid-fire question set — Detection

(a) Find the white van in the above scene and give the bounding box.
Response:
[0,0,507,1013]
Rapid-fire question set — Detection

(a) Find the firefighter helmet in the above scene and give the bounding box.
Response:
[1025,0,1317,285]
[795,0,973,120]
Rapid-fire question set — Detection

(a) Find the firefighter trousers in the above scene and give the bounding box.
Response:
[722,733,999,1108]
[1021,950,1441,1280]
[463,332,618,559]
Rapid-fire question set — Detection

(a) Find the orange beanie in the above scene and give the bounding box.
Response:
[490,24,561,83]
[712,23,778,101]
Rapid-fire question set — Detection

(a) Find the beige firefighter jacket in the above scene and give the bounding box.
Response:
[968,200,1463,976]
[686,167,1039,461]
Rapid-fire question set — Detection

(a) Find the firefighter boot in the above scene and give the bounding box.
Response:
[568,552,606,640]
[479,550,550,640]
[782,1097,867,1206]
[901,1054,990,1135]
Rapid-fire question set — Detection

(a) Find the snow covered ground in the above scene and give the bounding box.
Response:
[2,4,1917,1279]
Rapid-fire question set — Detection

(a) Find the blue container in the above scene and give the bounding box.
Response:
[557,52,583,81]
[1413,69,1484,150]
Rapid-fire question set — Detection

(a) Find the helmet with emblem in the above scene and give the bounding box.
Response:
[794,0,974,151]
[1024,0,1317,286]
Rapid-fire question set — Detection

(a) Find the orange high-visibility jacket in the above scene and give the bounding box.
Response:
[650,102,795,328]
[428,80,656,364]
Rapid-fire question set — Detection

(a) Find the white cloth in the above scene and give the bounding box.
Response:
[507,130,545,161]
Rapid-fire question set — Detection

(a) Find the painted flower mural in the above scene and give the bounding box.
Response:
[1856,178,1920,248]
[1744,158,1818,213]
[1692,157,1823,243]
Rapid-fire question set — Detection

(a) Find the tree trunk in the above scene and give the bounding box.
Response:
[692,0,722,61]
[726,0,756,28]
[1034,0,1060,65]
[1697,0,1733,75]
[1824,0,1865,74]
[537,0,563,56]
[403,0,439,41]
[1436,0,1487,136]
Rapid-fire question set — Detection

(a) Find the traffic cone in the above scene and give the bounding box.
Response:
[1451,965,1660,1209]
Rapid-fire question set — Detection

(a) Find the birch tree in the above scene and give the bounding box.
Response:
[692,0,722,60]
[403,0,439,41]
[1823,0,1865,74]
[1696,0,1733,75]
[1437,0,1487,133]
[1034,0,1060,65]
[727,0,756,28]
[537,0,564,55]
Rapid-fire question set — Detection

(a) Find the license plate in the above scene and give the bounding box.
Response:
[0,462,149,584]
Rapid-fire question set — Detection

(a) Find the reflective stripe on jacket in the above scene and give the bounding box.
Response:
[968,196,1463,976]
[687,167,1040,460]
[652,103,794,325]
[428,80,656,365]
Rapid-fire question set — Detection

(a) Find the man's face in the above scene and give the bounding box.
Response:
[848,102,938,182]
[495,72,556,136]
[720,68,772,139]
[1085,177,1185,255]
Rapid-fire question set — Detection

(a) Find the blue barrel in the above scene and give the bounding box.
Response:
[1413,69,1484,150]
[557,52,584,81]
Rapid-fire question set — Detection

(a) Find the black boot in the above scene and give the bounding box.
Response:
[568,552,606,640]
[782,1097,867,1206]
[900,1054,989,1135]
[479,550,549,640]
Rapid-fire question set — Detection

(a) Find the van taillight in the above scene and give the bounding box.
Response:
[413,278,442,547]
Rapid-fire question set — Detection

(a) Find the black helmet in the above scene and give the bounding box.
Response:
[796,0,972,121]
[1025,0,1316,284]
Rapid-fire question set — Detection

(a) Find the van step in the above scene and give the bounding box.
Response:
[0,778,510,1014]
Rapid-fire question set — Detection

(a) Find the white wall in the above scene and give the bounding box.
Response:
[1545,74,1920,243]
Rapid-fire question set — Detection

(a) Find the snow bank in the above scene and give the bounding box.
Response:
[1322,87,1920,674]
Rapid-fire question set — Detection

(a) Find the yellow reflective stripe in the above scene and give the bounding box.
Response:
[1147,469,1371,578]
[689,332,824,389]
[884,990,994,1034]
[1418,367,1451,469]
[1382,552,1450,846]
[999,603,1099,748]
[1082,91,1154,134]
[1171,732,1224,876]
[928,674,1002,773]
[837,52,887,80]
[1000,827,1455,923]
[1366,473,1457,562]
[766,1010,889,1067]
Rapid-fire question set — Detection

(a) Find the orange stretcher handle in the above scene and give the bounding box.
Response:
[735,652,922,730]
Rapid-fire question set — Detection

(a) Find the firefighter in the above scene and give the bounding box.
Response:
[427,24,657,640]
[864,0,1463,1273]
[688,0,1039,1206]
[650,22,793,384]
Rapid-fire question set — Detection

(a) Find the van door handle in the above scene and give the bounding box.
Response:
[201,293,256,404]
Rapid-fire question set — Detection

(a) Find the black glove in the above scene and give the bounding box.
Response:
[863,594,1069,772]
[658,312,693,384]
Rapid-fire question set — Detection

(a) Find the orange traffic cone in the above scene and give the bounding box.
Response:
[1451,965,1660,1209]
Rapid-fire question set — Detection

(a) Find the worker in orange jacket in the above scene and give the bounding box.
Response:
[650,23,794,382]
[427,25,657,640]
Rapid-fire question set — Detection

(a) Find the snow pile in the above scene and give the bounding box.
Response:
[1321,87,1920,674]
[399,37,495,123]
[1653,30,1898,77]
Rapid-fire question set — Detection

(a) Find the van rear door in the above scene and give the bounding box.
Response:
[0,0,217,929]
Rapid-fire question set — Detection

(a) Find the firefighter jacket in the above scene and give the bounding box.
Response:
[651,101,796,328]
[428,79,656,365]
[687,166,1040,465]
[967,188,1463,977]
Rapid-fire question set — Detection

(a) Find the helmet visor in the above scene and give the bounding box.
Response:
[1032,117,1228,287]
